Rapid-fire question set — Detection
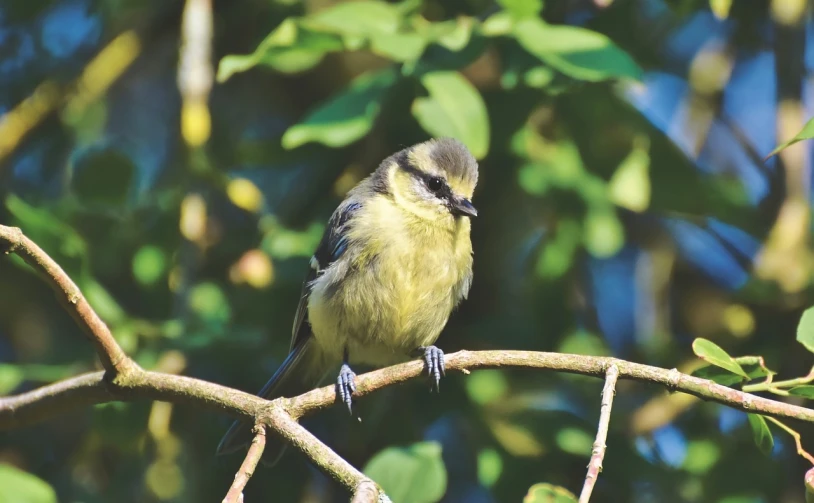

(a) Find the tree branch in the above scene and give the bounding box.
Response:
[579,364,619,503]
[4,223,814,501]
[0,225,136,375]
[223,425,266,503]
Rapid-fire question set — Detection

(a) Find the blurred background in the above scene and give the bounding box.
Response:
[1,0,814,501]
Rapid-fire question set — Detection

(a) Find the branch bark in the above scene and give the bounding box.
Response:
[579,364,619,503]
[223,425,267,503]
[4,223,814,501]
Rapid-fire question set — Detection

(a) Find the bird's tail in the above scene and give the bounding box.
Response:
[216,337,320,464]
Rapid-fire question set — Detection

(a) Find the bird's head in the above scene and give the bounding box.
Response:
[379,138,479,224]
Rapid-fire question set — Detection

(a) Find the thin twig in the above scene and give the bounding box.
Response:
[0,225,135,375]
[766,416,814,465]
[579,365,619,503]
[223,425,267,503]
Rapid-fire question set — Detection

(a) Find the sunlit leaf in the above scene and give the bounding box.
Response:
[364,442,447,503]
[524,483,577,503]
[513,19,642,82]
[558,330,610,357]
[370,32,426,62]
[466,369,509,405]
[0,465,57,503]
[412,71,489,159]
[555,427,593,456]
[682,439,721,474]
[477,449,503,488]
[691,365,743,386]
[489,418,546,457]
[132,245,167,286]
[797,307,814,354]
[0,364,24,394]
[583,209,624,258]
[189,282,231,325]
[789,386,814,398]
[608,136,650,212]
[217,20,343,81]
[481,12,515,37]
[710,0,732,19]
[282,68,397,149]
[498,0,543,18]
[306,1,401,36]
[692,338,748,378]
[747,414,774,456]
[766,116,814,158]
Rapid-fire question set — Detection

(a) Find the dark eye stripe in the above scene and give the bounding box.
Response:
[395,158,450,194]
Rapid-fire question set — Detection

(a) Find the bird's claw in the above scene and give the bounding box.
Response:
[336,364,357,414]
[422,346,445,392]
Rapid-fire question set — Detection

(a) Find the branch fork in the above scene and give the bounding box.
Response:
[3,223,814,501]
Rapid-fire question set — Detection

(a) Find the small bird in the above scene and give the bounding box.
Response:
[217,138,479,463]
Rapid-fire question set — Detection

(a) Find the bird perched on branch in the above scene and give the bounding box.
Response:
[217,137,479,463]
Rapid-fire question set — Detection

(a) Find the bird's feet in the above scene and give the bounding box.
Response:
[336,363,357,414]
[418,346,445,392]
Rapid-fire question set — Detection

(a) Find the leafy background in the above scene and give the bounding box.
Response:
[2,0,814,502]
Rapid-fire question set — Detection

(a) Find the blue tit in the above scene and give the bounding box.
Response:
[217,137,479,463]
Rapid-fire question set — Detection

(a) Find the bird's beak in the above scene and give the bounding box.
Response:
[451,198,478,218]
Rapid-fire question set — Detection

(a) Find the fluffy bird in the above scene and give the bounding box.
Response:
[217,138,479,462]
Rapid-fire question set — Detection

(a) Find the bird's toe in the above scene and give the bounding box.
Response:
[336,364,357,413]
[422,346,445,392]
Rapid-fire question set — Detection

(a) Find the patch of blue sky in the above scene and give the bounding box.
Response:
[651,424,688,468]
[660,10,733,70]
[661,217,751,291]
[40,0,100,60]
[723,51,777,156]
[588,245,639,354]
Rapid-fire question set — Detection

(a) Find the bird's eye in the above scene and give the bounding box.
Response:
[427,177,444,192]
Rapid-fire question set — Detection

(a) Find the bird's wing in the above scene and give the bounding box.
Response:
[289,200,362,351]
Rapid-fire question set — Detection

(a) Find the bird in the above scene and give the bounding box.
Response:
[216,137,479,463]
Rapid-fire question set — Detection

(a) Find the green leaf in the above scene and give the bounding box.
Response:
[132,245,167,286]
[498,0,543,18]
[691,365,743,386]
[555,427,593,457]
[682,439,721,474]
[477,449,503,488]
[797,306,814,354]
[412,71,489,159]
[364,442,447,503]
[513,19,642,82]
[693,357,771,386]
[582,208,624,258]
[306,1,400,36]
[0,364,24,394]
[767,117,814,158]
[608,136,651,212]
[691,338,749,378]
[466,370,509,405]
[789,386,814,398]
[217,20,343,81]
[370,32,427,62]
[747,414,774,456]
[282,68,397,149]
[0,464,57,503]
[524,483,578,503]
[481,12,515,37]
[710,0,732,19]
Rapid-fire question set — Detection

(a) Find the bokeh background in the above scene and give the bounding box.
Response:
[2,0,814,501]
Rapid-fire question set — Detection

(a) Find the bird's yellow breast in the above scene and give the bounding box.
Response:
[307,195,473,366]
